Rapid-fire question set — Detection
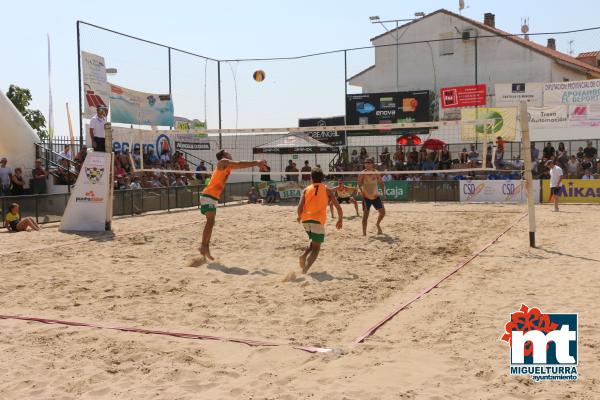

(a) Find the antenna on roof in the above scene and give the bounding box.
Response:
[569,40,575,56]
[521,17,530,40]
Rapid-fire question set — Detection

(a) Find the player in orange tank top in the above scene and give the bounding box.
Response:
[198,149,266,261]
[297,168,343,273]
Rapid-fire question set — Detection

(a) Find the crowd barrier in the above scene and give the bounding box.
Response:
[2,179,599,225]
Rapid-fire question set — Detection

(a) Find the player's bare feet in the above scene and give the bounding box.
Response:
[299,253,308,274]
[200,244,214,261]
[376,225,383,235]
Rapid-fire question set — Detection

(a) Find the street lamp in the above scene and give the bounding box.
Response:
[370,13,425,91]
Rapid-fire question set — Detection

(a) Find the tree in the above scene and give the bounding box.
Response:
[6,85,48,141]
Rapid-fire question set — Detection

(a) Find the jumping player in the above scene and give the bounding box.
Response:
[199,150,265,260]
[298,168,343,274]
[329,179,360,218]
[358,157,386,236]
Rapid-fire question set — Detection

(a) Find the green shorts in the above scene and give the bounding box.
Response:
[302,220,325,243]
[199,194,218,215]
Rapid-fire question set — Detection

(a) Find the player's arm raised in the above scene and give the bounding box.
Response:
[225,159,266,170]
[327,187,343,229]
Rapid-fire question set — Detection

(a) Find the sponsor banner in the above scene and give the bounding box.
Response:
[543,79,600,106]
[174,116,206,131]
[459,180,540,203]
[175,141,210,151]
[110,127,210,156]
[495,83,543,107]
[528,106,569,127]
[542,179,600,203]
[460,107,517,141]
[81,51,109,119]
[298,116,346,146]
[440,84,487,108]
[256,180,408,201]
[567,103,600,127]
[109,83,174,126]
[60,152,111,231]
[346,91,430,136]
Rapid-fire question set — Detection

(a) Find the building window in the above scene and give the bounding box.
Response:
[439,32,454,56]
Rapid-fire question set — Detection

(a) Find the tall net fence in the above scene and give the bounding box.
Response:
[75,16,600,184]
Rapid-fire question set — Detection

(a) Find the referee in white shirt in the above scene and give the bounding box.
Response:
[89,105,107,152]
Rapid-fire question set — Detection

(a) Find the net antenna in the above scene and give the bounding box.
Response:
[128,119,496,176]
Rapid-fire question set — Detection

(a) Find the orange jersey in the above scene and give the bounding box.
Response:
[202,165,233,200]
[300,183,329,225]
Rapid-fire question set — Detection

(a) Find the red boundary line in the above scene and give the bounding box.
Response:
[354,212,527,344]
[0,314,331,354]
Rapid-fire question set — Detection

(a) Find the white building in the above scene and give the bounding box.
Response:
[349,9,600,103]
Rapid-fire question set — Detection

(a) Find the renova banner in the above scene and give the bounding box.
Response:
[81,51,109,119]
[460,107,518,141]
[495,83,543,107]
[543,79,600,106]
[460,180,540,203]
[542,179,600,203]
[109,84,175,126]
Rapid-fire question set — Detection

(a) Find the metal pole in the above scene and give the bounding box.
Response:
[395,20,399,92]
[344,50,348,150]
[217,61,222,149]
[168,47,172,129]
[519,101,536,247]
[474,35,479,149]
[76,21,83,146]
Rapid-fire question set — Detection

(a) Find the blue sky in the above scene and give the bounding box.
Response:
[1,0,599,137]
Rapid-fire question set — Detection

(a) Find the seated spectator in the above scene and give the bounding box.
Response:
[195,161,208,180]
[150,174,163,188]
[556,142,569,171]
[129,176,142,189]
[459,148,469,164]
[467,145,479,168]
[407,147,419,168]
[159,149,170,165]
[146,149,159,165]
[173,176,185,187]
[485,145,493,168]
[10,168,25,195]
[582,169,594,180]
[59,144,73,161]
[265,184,277,204]
[4,203,40,232]
[132,148,141,168]
[359,147,368,163]
[114,159,126,178]
[439,146,452,170]
[393,147,405,170]
[350,149,360,166]
[542,142,555,161]
[418,147,428,165]
[495,136,505,165]
[566,155,580,179]
[55,159,76,185]
[583,141,597,160]
[301,160,312,182]
[0,157,12,196]
[260,163,271,182]
[174,152,186,170]
[380,147,392,169]
[581,156,593,173]
[248,187,259,204]
[511,156,524,171]
[576,146,585,160]
[31,159,49,195]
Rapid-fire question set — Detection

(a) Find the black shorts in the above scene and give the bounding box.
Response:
[550,187,561,196]
[362,196,384,211]
[336,196,352,204]
[9,220,19,231]
[93,137,106,152]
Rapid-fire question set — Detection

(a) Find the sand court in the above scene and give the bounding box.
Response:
[1,202,599,399]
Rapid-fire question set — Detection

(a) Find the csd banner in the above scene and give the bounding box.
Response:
[109,84,175,126]
[460,180,540,203]
[542,179,600,203]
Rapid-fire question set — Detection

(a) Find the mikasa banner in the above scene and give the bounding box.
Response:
[460,180,540,203]
[60,152,112,231]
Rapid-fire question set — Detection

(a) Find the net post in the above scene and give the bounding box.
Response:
[519,101,536,247]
